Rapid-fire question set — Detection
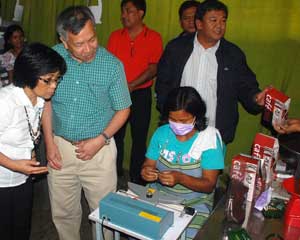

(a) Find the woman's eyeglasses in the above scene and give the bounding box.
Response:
[39,76,61,86]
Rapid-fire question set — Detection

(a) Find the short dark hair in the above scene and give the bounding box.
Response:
[56,5,95,40]
[3,24,24,51]
[195,0,228,21]
[13,43,67,89]
[179,1,200,19]
[160,87,207,131]
[121,0,146,18]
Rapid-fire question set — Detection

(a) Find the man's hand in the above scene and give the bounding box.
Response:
[46,142,62,170]
[254,86,272,106]
[74,136,104,161]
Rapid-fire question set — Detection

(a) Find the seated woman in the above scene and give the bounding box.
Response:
[141,86,224,239]
[0,24,25,86]
[0,43,66,240]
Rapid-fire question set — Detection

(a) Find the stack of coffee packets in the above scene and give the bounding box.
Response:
[226,154,260,225]
[252,133,279,188]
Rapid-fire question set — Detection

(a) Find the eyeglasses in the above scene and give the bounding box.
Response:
[39,76,61,86]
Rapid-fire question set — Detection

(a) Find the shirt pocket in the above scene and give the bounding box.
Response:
[87,82,108,99]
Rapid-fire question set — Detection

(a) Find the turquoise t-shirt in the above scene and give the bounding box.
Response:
[146,124,224,170]
[146,124,225,239]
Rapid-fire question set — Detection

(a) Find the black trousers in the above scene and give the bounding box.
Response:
[0,178,33,240]
[115,87,152,184]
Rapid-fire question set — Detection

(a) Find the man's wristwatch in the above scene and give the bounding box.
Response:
[100,132,110,145]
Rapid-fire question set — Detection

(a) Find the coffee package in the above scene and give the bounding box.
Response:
[262,87,290,129]
[252,133,279,187]
[226,154,259,224]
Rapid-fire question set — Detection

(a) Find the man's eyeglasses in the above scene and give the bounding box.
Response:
[39,76,61,86]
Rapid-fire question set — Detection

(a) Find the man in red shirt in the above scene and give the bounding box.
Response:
[107,0,163,184]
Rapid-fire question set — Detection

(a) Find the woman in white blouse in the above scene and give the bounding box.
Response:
[0,42,66,240]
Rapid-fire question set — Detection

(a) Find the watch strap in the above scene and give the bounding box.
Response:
[101,132,110,145]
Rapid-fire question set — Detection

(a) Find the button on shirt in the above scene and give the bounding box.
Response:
[0,85,44,187]
[181,34,220,127]
[52,45,132,141]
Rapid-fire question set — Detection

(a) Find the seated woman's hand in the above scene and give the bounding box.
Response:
[141,166,159,182]
[158,170,182,187]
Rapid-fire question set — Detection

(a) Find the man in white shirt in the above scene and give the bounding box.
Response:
[156,0,269,144]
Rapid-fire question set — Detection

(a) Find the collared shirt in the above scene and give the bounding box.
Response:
[181,34,220,127]
[52,44,131,141]
[0,85,44,187]
[107,25,163,89]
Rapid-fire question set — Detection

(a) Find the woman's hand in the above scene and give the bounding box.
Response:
[141,158,158,182]
[13,159,48,175]
[158,170,182,187]
[141,166,159,182]
[159,169,220,193]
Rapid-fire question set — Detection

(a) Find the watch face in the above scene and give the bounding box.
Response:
[101,132,110,145]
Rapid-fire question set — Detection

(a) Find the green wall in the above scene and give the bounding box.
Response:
[2,0,299,169]
[98,1,300,169]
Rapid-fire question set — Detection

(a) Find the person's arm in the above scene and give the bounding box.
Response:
[74,58,131,161]
[5,52,15,84]
[128,64,157,92]
[274,118,300,134]
[106,31,116,53]
[158,169,220,193]
[129,32,163,92]
[42,101,62,169]
[74,107,130,161]
[230,46,264,114]
[0,152,48,175]
[7,70,13,83]
[101,107,130,139]
[154,131,223,193]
